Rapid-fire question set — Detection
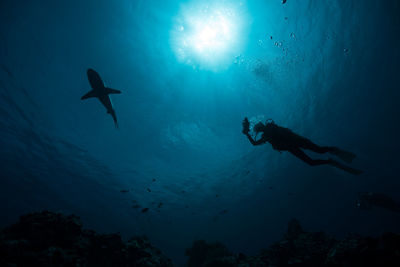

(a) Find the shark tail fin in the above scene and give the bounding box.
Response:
[81,90,96,100]
[113,117,119,129]
[106,88,122,94]
[108,109,119,129]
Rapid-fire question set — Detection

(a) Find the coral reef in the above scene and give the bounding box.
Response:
[185,240,235,267]
[1,212,399,267]
[0,211,173,267]
[186,219,400,267]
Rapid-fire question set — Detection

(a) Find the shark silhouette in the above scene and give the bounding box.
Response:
[81,69,121,128]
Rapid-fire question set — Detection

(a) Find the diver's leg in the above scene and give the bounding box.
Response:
[328,148,356,163]
[296,136,332,154]
[329,159,363,175]
[297,136,356,163]
[289,148,363,175]
[288,148,331,166]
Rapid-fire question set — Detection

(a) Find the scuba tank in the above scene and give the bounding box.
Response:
[264,119,295,151]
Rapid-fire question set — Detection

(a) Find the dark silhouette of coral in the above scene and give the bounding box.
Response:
[186,219,400,267]
[185,240,235,267]
[1,212,400,267]
[0,211,173,267]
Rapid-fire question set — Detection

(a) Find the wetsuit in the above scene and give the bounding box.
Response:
[243,120,362,175]
[258,122,334,166]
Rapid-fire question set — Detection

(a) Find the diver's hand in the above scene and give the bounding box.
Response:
[242,117,250,134]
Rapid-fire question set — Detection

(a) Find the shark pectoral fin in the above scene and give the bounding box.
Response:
[106,88,122,94]
[81,90,96,100]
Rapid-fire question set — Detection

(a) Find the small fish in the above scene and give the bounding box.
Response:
[152,178,156,182]
[141,208,149,213]
[147,188,151,192]
[216,194,219,198]
[158,202,163,208]
[219,209,228,215]
[282,0,287,4]
[120,189,129,193]
[132,204,141,209]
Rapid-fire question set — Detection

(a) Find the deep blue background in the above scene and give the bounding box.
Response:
[1,0,399,265]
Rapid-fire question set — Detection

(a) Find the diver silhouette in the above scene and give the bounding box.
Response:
[242,117,362,175]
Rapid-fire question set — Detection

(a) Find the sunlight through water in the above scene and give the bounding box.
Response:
[171,0,247,71]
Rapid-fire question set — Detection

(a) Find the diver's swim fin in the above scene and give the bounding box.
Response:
[329,147,356,164]
[329,159,363,175]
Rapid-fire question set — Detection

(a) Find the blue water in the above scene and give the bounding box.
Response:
[1,0,399,265]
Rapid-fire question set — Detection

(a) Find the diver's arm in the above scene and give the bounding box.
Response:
[245,133,264,146]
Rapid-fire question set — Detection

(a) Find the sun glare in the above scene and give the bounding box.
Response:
[171,1,246,70]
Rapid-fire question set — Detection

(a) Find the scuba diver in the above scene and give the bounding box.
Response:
[356,192,400,212]
[242,117,363,175]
